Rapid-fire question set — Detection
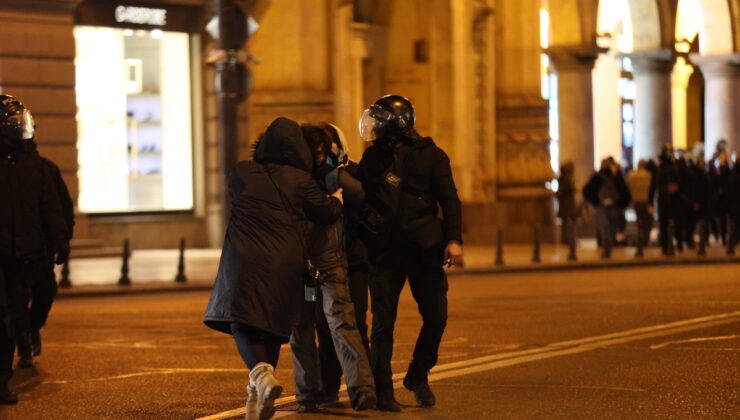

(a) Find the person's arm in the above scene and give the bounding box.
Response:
[338,169,365,207]
[302,175,343,225]
[39,161,70,263]
[50,162,75,238]
[429,149,463,266]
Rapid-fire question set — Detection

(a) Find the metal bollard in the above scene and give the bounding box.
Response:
[635,217,644,258]
[118,239,131,286]
[727,217,736,257]
[58,259,72,288]
[697,220,707,257]
[665,221,675,256]
[532,224,541,263]
[567,218,577,262]
[495,227,504,266]
[175,237,187,283]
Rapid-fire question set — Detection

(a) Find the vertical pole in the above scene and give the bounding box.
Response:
[175,237,187,283]
[532,224,541,263]
[727,216,736,257]
[635,216,644,258]
[494,227,504,266]
[216,0,242,230]
[118,238,131,286]
[567,218,577,261]
[697,219,707,256]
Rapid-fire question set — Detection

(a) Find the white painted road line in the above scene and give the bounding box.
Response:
[196,310,740,420]
[649,334,739,350]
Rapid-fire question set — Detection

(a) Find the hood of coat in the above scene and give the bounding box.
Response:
[255,117,313,171]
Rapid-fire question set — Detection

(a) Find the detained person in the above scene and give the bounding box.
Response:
[289,124,376,413]
[356,95,463,411]
[203,117,343,420]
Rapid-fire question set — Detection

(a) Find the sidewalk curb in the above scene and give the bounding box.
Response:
[450,256,739,275]
[56,256,739,299]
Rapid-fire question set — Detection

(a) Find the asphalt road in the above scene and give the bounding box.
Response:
[3,264,739,419]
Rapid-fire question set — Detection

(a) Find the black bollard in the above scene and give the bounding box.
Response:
[175,237,187,283]
[665,221,675,257]
[567,218,577,261]
[495,227,504,266]
[58,259,72,288]
[727,217,736,257]
[118,239,131,286]
[532,224,541,263]
[697,219,707,257]
[635,217,644,258]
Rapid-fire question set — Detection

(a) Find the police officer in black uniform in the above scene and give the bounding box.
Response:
[356,95,463,411]
[0,95,70,403]
[22,138,75,361]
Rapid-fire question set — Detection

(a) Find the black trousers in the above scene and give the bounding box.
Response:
[0,258,30,381]
[369,244,448,388]
[316,263,371,396]
[29,261,57,333]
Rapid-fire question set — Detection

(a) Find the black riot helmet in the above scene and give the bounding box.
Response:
[0,94,35,152]
[358,94,415,142]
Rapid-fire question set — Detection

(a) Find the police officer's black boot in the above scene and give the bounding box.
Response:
[16,333,34,368]
[31,330,42,357]
[375,383,401,412]
[403,360,436,407]
[0,377,18,405]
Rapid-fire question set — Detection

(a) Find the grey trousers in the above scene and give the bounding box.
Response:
[290,266,375,403]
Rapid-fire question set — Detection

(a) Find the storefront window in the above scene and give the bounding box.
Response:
[75,26,194,213]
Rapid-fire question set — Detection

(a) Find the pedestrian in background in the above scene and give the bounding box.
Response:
[655,145,682,254]
[0,95,70,404]
[626,159,653,248]
[203,117,343,420]
[556,162,579,245]
[708,151,731,245]
[583,158,630,258]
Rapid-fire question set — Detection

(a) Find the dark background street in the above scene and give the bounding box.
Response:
[2,265,739,419]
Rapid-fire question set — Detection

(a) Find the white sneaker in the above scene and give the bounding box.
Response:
[248,363,283,420]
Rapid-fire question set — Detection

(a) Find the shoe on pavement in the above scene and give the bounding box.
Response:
[17,353,34,369]
[31,330,42,357]
[403,364,436,407]
[248,362,283,420]
[298,401,320,413]
[352,391,377,411]
[375,386,401,412]
[0,382,17,405]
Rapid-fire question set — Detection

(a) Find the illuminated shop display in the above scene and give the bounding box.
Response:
[75,25,193,213]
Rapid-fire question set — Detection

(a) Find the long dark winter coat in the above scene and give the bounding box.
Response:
[204,117,343,341]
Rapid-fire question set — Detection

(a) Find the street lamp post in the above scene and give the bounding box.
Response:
[215,0,248,229]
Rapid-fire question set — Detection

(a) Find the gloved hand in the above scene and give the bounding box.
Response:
[54,241,71,265]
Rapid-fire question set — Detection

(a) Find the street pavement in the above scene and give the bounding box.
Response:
[3,264,739,419]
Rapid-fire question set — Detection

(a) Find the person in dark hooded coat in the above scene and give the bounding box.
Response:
[203,117,343,420]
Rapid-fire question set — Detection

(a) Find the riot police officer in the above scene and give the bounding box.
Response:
[0,95,70,403]
[357,95,463,411]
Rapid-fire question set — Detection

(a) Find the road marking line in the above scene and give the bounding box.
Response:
[201,310,740,420]
[42,368,246,385]
[649,334,739,349]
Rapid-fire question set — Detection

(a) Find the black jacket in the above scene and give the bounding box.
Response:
[357,135,462,256]
[582,169,631,209]
[0,149,69,259]
[204,118,342,340]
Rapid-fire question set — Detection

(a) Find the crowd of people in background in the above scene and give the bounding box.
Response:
[558,139,740,258]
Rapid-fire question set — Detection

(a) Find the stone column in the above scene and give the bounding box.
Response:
[690,53,740,159]
[630,50,674,164]
[547,46,600,189]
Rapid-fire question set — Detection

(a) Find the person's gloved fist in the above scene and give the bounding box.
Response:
[55,241,71,265]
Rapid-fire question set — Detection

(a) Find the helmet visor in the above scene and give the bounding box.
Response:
[358,109,378,142]
[22,109,35,140]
